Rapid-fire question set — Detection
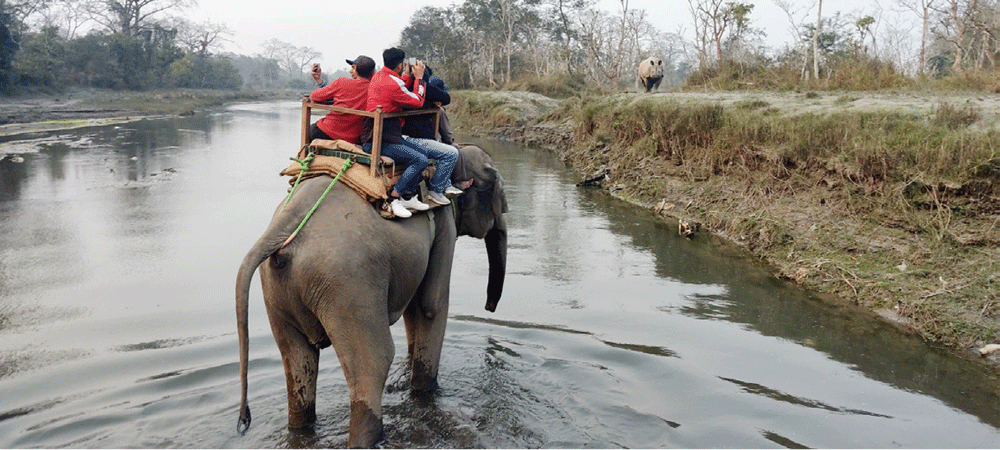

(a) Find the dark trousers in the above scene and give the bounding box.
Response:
[308,123,332,142]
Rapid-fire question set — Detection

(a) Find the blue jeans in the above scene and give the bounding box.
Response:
[403,136,459,194]
[362,141,428,197]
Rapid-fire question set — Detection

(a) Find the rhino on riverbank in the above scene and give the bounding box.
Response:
[637,57,664,93]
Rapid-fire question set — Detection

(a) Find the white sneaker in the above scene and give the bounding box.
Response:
[389,199,412,218]
[444,185,464,197]
[399,195,430,211]
[426,191,450,206]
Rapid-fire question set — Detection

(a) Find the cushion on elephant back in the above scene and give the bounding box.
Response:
[280,144,403,203]
[308,139,396,166]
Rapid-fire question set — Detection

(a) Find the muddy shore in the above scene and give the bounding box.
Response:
[0,88,295,138]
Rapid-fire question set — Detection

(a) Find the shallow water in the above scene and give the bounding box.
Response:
[0,101,998,448]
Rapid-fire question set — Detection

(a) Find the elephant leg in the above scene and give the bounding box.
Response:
[403,298,449,392]
[268,317,320,429]
[320,307,394,448]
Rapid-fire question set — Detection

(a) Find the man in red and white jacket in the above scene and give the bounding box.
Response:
[360,47,458,219]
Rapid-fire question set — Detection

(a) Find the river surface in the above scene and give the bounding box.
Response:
[1,101,999,448]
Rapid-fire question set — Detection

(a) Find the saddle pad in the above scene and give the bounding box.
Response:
[308,139,396,166]
[280,147,402,202]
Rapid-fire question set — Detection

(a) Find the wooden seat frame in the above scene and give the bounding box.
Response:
[301,96,440,177]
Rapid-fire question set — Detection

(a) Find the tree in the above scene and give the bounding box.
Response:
[934,0,969,73]
[1,0,50,34]
[260,38,321,81]
[398,5,466,84]
[12,24,64,86]
[542,0,593,75]
[579,0,651,87]
[175,18,231,57]
[773,0,814,79]
[724,2,755,67]
[896,0,935,75]
[31,0,90,39]
[85,0,193,37]
[226,53,282,89]
[856,15,875,54]
[688,0,754,68]
[813,0,822,79]
[0,7,19,94]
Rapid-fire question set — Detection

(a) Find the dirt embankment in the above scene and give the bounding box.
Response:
[449,89,1000,361]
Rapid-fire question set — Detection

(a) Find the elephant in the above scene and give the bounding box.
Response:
[235,144,507,448]
[637,57,664,93]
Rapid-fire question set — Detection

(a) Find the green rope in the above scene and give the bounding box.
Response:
[282,151,316,210]
[287,157,354,241]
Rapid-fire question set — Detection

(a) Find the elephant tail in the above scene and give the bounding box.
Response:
[236,246,260,434]
[235,224,295,435]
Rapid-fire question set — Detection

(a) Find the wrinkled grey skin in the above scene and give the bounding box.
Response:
[235,145,507,448]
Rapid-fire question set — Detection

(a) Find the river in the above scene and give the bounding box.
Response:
[1,101,998,448]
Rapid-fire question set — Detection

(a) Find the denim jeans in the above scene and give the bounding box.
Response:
[403,136,459,194]
[361,141,428,197]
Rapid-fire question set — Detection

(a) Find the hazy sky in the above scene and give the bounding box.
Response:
[188,0,894,73]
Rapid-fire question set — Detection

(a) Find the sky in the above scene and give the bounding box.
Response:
[188,0,898,73]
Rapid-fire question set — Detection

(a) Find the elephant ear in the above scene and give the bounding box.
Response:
[455,145,507,239]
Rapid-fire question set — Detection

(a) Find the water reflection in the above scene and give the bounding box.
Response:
[473,137,1000,430]
[0,103,998,448]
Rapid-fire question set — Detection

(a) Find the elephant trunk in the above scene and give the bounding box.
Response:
[484,215,507,312]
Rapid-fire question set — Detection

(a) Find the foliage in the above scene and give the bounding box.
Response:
[11,25,64,87]
[167,54,241,90]
[1,7,20,94]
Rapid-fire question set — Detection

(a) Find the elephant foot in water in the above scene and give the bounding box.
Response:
[348,401,383,448]
[409,359,440,392]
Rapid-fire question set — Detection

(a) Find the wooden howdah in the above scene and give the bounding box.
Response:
[301,96,441,177]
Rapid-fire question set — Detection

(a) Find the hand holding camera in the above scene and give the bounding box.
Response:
[410,59,426,80]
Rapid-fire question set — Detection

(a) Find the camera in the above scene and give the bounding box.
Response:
[409,57,417,65]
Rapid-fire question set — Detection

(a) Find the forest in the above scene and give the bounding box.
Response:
[3,0,1000,96]
[0,0,327,94]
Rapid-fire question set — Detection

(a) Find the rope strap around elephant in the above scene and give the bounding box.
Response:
[279,157,354,251]
[282,150,316,210]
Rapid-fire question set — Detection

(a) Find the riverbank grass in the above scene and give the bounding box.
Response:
[449,89,1000,350]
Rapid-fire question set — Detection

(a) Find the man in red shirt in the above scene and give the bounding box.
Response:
[360,47,457,219]
[307,55,375,143]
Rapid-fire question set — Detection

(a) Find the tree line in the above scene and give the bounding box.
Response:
[4,0,1000,97]
[400,0,1000,93]
[0,0,328,95]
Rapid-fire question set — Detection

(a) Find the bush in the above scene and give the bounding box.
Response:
[504,72,587,98]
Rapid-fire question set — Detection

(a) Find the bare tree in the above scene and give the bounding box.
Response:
[3,0,53,33]
[934,0,970,72]
[773,0,821,79]
[896,0,936,74]
[689,0,755,68]
[32,0,91,39]
[261,38,321,76]
[84,0,194,37]
[175,18,231,57]
[813,0,822,79]
[688,0,728,66]
[578,0,650,87]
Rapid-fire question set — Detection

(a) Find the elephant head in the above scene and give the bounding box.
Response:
[454,144,508,312]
